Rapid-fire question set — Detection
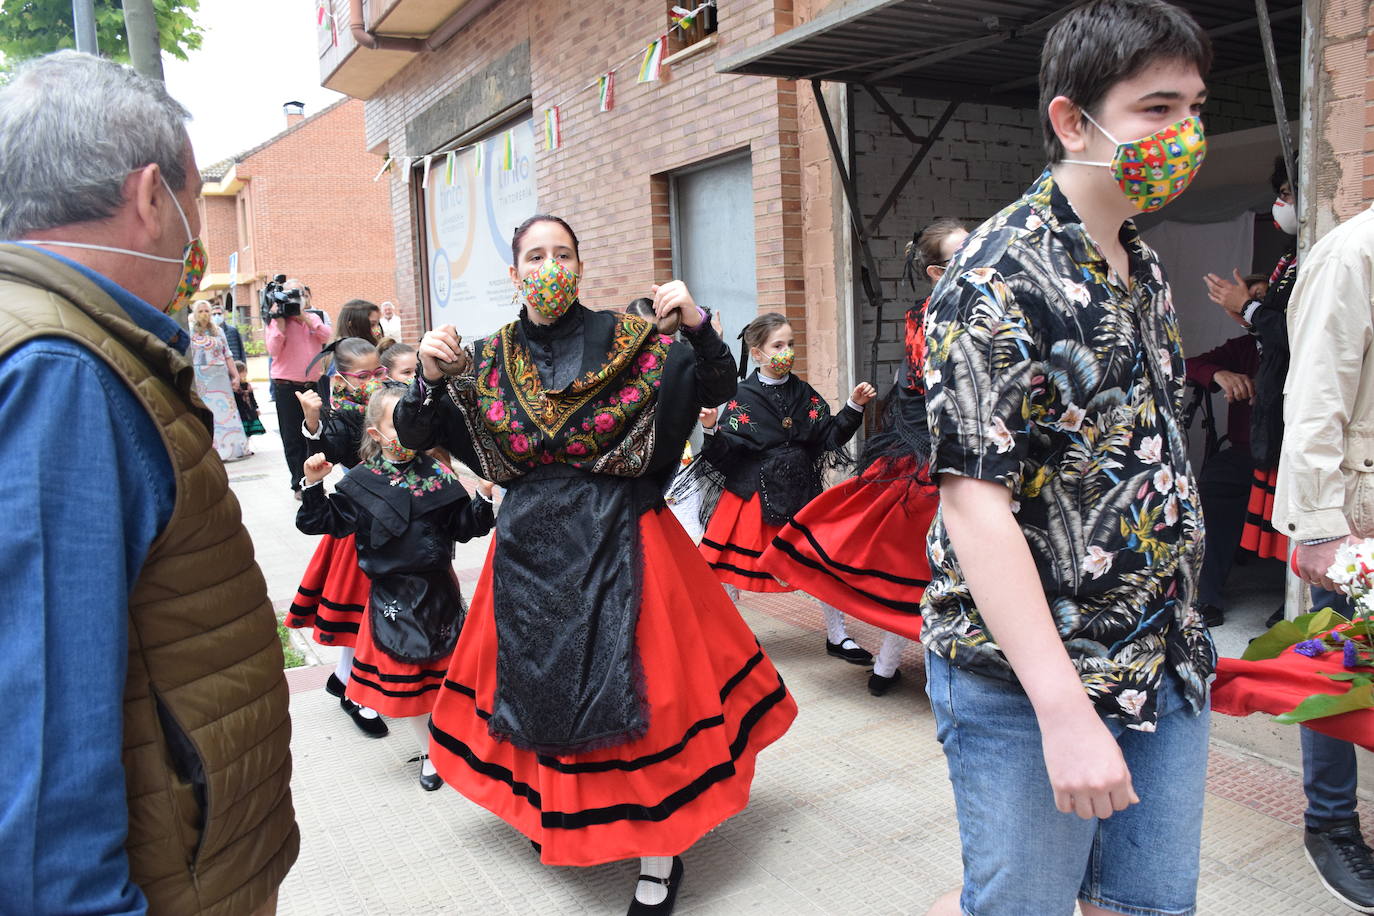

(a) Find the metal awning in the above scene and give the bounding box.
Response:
[717,0,1302,105]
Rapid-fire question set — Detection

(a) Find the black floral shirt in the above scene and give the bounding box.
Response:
[921,169,1215,729]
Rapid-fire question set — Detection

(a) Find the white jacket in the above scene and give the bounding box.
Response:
[1275,203,1374,541]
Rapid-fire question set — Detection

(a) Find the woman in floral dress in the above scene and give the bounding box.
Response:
[188,300,248,461]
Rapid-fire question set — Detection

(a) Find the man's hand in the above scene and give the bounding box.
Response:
[418,325,467,382]
[1204,268,1251,317]
[296,389,323,432]
[1294,535,1359,593]
[1212,370,1255,403]
[851,382,877,406]
[651,281,703,333]
[303,453,333,485]
[1042,708,1140,819]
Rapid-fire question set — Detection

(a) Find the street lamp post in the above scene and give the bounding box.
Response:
[72,0,98,54]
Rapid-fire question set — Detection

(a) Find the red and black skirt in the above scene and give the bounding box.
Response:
[426,507,798,867]
[1241,466,1289,562]
[762,457,934,640]
[345,601,453,718]
[285,534,368,649]
[699,490,791,593]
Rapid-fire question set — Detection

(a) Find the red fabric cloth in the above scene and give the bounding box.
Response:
[1241,465,1289,561]
[761,456,932,640]
[285,533,368,648]
[700,490,792,593]
[1212,653,1374,750]
[427,507,797,866]
[345,589,455,718]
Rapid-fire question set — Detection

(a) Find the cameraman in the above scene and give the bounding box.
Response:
[265,276,330,498]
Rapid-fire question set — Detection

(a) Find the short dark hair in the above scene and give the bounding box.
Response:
[625,297,655,318]
[333,336,378,372]
[1270,154,1298,195]
[511,214,580,263]
[1039,0,1211,163]
[336,299,381,344]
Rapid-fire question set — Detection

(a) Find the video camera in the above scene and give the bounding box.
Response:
[260,274,303,321]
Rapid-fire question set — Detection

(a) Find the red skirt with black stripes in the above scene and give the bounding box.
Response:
[285,534,367,648]
[345,595,453,719]
[1241,465,1289,562]
[699,491,791,592]
[426,506,798,867]
[761,457,934,640]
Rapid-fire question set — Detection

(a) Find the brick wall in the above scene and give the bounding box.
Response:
[361,0,810,366]
[851,93,1045,385]
[238,100,397,323]
[1366,0,1374,206]
[201,196,238,273]
[1305,0,1373,235]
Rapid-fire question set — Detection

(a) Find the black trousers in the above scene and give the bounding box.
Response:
[273,380,315,492]
[1197,446,1255,609]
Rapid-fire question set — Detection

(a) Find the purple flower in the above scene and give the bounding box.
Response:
[1293,639,1327,658]
[1345,640,1361,668]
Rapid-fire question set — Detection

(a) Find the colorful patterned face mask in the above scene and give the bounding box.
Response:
[521,258,580,320]
[382,435,417,463]
[1064,113,1206,213]
[763,347,795,376]
[334,376,387,413]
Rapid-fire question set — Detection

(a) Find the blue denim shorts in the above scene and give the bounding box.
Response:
[925,651,1209,916]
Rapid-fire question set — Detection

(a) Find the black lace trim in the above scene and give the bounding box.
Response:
[769,523,926,615]
[351,658,449,682]
[700,536,764,559]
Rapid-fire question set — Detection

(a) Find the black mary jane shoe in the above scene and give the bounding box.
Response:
[626,857,683,916]
[340,696,390,737]
[325,673,347,698]
[411,755,443,791]
[868,669,902,697]
[826,638,874,665]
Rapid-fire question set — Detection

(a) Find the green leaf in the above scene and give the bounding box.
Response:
[1242,607,1351,661]
[1274,682,1374,724]
[1321,673,1374,683]
[0,0,203,67]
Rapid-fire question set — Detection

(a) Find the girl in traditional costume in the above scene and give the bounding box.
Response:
[395,215,797,915]
[298,387,494,789]
[694,313,878,665]
[285,337,395,737]
[761,219,966,694]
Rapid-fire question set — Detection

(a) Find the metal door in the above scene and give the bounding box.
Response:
[671,153,758,350]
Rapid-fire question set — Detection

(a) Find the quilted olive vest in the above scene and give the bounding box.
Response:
[0,244,298,915]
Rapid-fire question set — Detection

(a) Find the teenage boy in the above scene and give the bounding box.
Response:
[921,2,1215,914]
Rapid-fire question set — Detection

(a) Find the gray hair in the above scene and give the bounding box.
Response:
[0,51,192,239]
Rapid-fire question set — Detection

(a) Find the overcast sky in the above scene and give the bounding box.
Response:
[163,0,343,168]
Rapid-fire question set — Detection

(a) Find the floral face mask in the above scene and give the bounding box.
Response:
[521,258,580,320]
[382,435,417,463]
[1064,112,1206,213]
[334,376,388,413]
[763,347,795,376]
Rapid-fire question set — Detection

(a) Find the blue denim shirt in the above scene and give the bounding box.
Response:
[0,247,183,915]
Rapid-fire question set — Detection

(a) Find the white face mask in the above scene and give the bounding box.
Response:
[1272,197,1298,236]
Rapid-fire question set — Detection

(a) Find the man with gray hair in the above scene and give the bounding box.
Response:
[0,52,297,915]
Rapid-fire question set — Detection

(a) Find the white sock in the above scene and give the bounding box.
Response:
[723,583,740,602]
[334,646,355,684]
[821,603,848,644]
[873,633,906,678]
[408,715,437,775]
[636,855,674,905]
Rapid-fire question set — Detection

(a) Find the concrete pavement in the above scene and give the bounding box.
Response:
[231,404,1369,915]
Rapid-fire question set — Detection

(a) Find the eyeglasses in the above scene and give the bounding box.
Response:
[339,366,389,381]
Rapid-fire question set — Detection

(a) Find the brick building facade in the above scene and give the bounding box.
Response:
[198,98,397,332]
[315,0,1369,401]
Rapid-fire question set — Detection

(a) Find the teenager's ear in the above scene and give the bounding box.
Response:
[1048,96,1091,155]
[365,426,384,442]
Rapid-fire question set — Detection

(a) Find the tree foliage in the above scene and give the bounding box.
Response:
[0,0,203,65]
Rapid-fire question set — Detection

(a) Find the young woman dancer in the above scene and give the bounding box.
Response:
[762,219,967,694]
[298,387,495,789]
[695,313,877,664]
[396,215,796,915]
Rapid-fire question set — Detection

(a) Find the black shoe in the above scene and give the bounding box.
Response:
[1266,605,1286,628]
[325,673,347,698]
[868,669,902,696]
[340,697,389,737]
[1306,819,1374,912]
[626,857,683,915]
[1200,604,1225,628]
[826,638,873,665]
